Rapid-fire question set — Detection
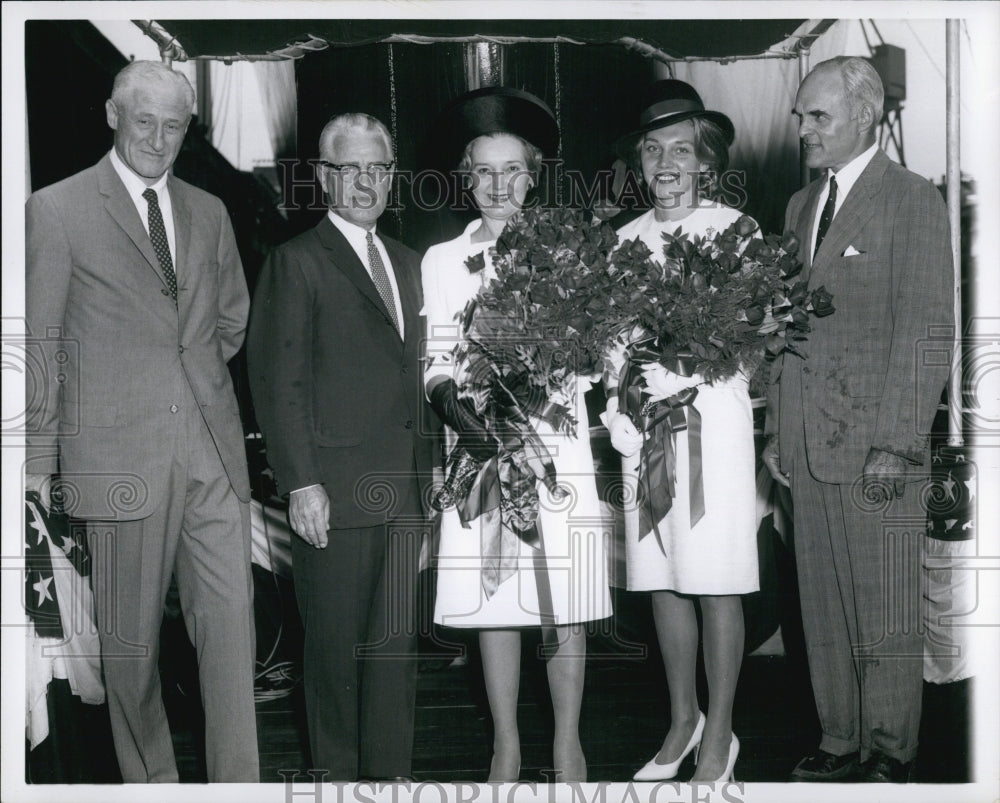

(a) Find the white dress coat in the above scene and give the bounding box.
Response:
[612,203,759,594]
[422,220,613,627]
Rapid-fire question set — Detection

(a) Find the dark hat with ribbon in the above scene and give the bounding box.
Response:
[615,79,734,161]
[427,86,560,170]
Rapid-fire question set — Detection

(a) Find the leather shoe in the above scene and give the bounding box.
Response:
[789,750,861,781]
[860,753,914,783]
[633,711,705,781]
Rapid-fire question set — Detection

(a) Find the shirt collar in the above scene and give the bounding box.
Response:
[109,148,169,201]
[827,141,879,200]
[327,209,377,247]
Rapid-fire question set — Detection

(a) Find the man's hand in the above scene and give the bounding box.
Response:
[762,437,790,487]
[607,411,644,458]
[863,448,908,501]
[288,485,330,548]
[25,472,52,511]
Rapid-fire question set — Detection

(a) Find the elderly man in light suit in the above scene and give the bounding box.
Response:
[25,61,258,782]
[764,57,953,783]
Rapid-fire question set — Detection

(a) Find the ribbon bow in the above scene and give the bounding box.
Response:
[616,341,705,554]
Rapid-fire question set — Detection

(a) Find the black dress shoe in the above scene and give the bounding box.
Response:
[790,750,861,781]
[860,753,914,783]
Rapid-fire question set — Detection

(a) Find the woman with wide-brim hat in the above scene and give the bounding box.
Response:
[604,79,758,783]
[421,86,612,782]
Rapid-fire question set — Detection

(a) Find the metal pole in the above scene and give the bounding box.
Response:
[798,46,811,188]
[946,20,963,446]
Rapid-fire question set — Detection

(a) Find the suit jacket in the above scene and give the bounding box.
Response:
[25,154,251,520]
[246,216,436,529]
[765,149,953,484]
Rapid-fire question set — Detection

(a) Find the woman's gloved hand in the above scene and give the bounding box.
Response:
[428,379,498,459]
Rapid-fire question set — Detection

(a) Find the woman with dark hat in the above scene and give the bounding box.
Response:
[421,87,611,782]
[604,79,758,783]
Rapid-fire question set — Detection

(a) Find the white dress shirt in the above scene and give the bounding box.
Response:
[810,141,879,255]
[109,148,177,272]
[326,210,404,340]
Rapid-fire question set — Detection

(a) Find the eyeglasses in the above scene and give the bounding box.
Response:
[319,161,395,180]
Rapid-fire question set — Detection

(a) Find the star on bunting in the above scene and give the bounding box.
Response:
[33,575,54,606]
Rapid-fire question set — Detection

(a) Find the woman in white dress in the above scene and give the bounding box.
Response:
[422,87,611,782]
[604,80,758,783]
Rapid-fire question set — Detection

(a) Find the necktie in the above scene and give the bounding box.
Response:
[366,231,400,334]
[813,174,838,257]
[142,188,177,302]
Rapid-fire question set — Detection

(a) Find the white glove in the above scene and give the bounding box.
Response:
[641,363,703,402]
[606,405,644,457]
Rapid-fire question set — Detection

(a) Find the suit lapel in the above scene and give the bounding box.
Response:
[168,176,192,289]
[809,150,889,286]
[384,238,419,337]
[97,157,166,286]
[317,218,402,344]
[797,179,825,282]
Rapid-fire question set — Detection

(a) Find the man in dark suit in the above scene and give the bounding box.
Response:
[764,56,953,782]
[247,113,434,780]
[25,60,258,782]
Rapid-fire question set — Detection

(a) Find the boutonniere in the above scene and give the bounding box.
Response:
[465,252,486,275]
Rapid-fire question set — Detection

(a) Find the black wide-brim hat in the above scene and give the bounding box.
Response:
[427,86,560,171]
[614,79,735,161]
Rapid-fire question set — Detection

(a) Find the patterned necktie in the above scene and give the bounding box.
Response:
[366,231,400,334]
[142,188,177,302]
[813,174,838,257]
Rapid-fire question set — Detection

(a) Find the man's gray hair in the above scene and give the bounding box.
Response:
[818,56,885,129]
[319,113,394,160]
[111,60,195,110]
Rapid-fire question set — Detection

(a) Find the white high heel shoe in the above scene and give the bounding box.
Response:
[698,733,740,783]
[633,712,706,781]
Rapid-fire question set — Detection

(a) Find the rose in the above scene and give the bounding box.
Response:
[735,215,759,238]
[787,280,810,307]
[778,252,803,279]
[743,305,765,326]
[465,252,486,274]
[811,286,836,317]
[780,230,800,255]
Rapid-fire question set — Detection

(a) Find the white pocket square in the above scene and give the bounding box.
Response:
[843,245,864,257]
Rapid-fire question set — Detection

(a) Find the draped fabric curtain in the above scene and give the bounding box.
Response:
[208,61,277,171]
[292,41,654,251]
[665,23,851,233]
[253,60,298,161]
[507,42,655,214]
[666,58,803,235]
[294,41,467,249]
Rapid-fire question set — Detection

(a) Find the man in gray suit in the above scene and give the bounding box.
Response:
[764,57,953,782]
[25,60,258,782]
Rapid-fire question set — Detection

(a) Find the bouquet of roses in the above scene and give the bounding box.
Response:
[606,215,834,391]
[433,206,621,592]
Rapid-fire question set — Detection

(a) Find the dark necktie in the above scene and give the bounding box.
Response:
[142,188,177,302]
[366,231,400,334]
[813,174,838,257]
